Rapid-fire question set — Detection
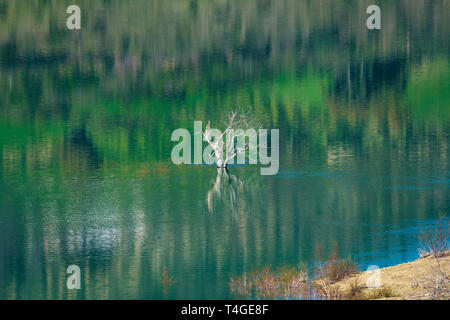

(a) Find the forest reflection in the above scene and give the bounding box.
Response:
[0,0,448,299]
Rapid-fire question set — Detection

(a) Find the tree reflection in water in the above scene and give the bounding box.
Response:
[207,168,256,216]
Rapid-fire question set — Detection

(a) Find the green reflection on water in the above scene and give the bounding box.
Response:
[0,0,449,299]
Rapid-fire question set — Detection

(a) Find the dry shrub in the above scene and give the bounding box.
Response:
[315,244,358,282]
[417,214,450,300]
[315,282,342,300]
[418,214,449,259]
[346,278,364,299]
[421,261,449,300]
[229,265,313,299]
[230,243,361,300]
[365,286,393,300]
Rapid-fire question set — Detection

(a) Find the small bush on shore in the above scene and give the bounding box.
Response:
[315,244,358,282]
[416,214,450,300]
[316,284,342,300]
[365,286,393,300]
[418,214,449,259]
[346,278,364,299]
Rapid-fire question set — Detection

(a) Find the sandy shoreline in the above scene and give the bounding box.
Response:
[319,252,450,300]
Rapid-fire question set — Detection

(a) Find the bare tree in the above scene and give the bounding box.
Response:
[418,215,449,259]
[203,109,259,168]
[414,214,450,299]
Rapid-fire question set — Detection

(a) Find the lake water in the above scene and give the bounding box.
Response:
[0,1,449,299]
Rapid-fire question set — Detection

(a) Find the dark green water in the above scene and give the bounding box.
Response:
[0,1,449,299]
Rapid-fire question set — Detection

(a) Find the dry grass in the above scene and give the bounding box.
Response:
[319,252,450,300]
[364,286,393,299]
[229,222,450,300]
[229,254,450,300]
[230,243,360,299]
[229,265,316,299]
[315,244,358,283]
[315,283,342,300]
[415,215,450,299]
[418,266,449,300]
[315,274,394,300]
[346,278,364,299]
[314,217,449,300]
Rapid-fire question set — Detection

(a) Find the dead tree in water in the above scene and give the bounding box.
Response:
[203,110,258,168]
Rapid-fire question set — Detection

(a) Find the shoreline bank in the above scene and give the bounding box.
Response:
[318,252,450,300]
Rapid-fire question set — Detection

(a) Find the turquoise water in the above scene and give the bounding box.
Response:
[0,0,449,299]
